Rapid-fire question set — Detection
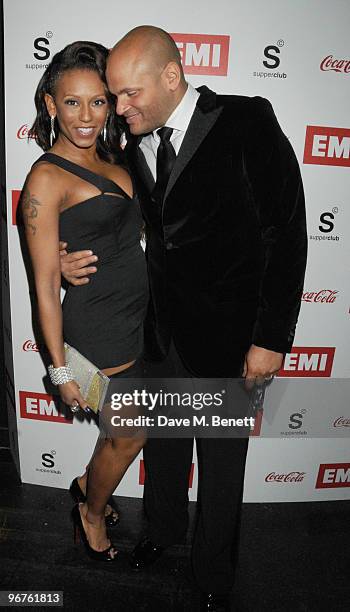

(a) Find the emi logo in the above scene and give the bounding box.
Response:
[316,463,350,488]
[19,391,72,424]
[303,126,350,167]
[278,347,335,377]
[11,190,21,225]
[171,33,230,76]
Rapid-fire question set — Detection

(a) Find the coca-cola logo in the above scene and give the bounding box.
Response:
[302,290,338,303]
[320,55,350,74]
[23,340,40,352]
[265,471,306,483]
[17,124,35,140]
[333,417,350,428]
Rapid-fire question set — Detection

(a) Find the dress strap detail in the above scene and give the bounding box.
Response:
[34,153,131,199]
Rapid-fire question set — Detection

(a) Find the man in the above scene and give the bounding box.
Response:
[61,26,307,611]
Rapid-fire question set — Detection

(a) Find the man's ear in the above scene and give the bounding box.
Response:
[44,93,56,118]
[163,61,181,92]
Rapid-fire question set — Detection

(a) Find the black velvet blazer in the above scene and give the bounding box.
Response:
[125,86,307,376]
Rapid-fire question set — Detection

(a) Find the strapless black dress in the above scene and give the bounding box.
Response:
[35,153,149,369]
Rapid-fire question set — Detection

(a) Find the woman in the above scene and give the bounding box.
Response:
[22,41,149,561]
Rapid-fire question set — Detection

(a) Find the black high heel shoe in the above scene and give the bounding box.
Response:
[71,504,119,562]
[69,478,120,528]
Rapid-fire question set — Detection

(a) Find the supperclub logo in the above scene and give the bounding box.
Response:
[253,39,287,80]
[171,33,230,76]
[320,55,350,74]
[302,290,338,303]
[316,463,350,488]
[280,410,308,437]
[333,417,350,428]
[309,207,340,243]
[26,31,54,70]
[17,124,35,140]
[303,126,350,167]
[278,347,335,377]
[265,471,306,483]
[19,391,73,424]
[36,449,61,475]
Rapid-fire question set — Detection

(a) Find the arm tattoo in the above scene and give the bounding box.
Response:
[22,187,42,236]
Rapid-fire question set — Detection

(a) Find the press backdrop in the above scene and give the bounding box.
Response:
[2,0,350,502]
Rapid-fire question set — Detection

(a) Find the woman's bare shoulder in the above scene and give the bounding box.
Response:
[24,161,65,203]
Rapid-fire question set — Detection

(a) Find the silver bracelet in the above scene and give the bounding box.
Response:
[48,363,74,385]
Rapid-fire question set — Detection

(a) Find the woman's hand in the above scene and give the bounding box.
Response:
[58,380,89,411]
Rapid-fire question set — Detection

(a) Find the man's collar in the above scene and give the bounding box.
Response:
[151,83,200,138]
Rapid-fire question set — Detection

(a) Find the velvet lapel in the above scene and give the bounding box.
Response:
[163,86,223,202]
[125,86,223,199]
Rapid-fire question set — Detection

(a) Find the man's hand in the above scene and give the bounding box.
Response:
[59,241,98,286]
[242,344,283,388]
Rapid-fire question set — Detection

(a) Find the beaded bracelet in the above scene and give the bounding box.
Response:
[48,364,74,385]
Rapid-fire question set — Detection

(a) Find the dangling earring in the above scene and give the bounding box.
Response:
[102,117,108,142]
[50,115,56,147]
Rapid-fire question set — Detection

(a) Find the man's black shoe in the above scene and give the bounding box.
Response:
[130,536,165,571]
[200,592,232,612]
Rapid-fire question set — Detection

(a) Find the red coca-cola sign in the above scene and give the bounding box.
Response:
[333,417,350,428]
[320,55,350,74]
[23,340,39,352]
[17,124,35,140]
[302,290,338,303]
[265,471,306,483]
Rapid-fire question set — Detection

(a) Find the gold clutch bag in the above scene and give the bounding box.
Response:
[64,343,110,413]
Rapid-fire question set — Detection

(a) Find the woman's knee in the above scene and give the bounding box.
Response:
[110,432,146,458]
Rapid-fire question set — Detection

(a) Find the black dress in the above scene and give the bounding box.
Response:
[35,153,149,370]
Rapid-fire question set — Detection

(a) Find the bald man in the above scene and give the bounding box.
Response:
[61,26,307,611]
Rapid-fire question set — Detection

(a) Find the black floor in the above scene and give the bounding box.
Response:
[0,446,349,612]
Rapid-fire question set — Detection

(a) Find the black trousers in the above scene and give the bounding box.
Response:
[143,342,248,594]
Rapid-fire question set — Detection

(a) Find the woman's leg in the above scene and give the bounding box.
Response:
[75,435,118,519]
[77,358,144,518]
[79,359,146,551]
[80,432,145,551]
